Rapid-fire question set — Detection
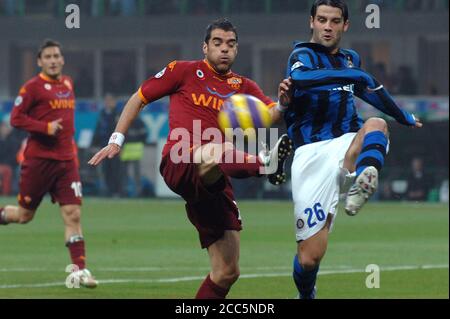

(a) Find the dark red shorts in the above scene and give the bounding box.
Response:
[160,155,242,249]
[18,158,82,210]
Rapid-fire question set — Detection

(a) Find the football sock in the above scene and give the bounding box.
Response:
[0,207,8,225]
[219,149,262,178]
[195,274,229,299]
[66,235,86,270]
[355,131,388,177]
[293,254,319,299]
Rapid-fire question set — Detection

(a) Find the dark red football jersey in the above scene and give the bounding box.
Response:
[10,73,76,161]
[139,60,276,157]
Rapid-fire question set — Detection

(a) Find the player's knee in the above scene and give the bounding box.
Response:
[196,143,232,166]
[364,117,388,135]
[62,206,81,224]
[195,144,225,186]
[215,265,240,286]
[18,212,34,224]
[300,255,322,271]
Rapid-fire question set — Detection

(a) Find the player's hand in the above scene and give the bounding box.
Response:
[412,115,423,128]
[48,118,63,136]
[88,144,121,166]
[278,77,293,107]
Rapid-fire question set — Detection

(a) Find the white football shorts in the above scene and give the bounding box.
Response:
[291,133,357,242]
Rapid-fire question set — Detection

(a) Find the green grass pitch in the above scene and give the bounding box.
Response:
[0,198,448,299]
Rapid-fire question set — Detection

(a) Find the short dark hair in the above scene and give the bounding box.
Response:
[311,0,349,22]
[204,18,238,44]
[37,39,63,58]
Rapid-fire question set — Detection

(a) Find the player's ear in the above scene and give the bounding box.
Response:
[202,42,208,55]
[310,16,314,30]
[37,58,42,68]
[343,20,350,32]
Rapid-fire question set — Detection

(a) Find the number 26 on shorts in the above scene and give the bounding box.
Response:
[304,203,326,228]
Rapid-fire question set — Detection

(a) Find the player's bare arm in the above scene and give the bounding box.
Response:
[88,92,145,166]
[412,115,423,128]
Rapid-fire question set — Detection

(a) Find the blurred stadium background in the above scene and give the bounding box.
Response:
[0,0,448,298]
[0,0,448,201]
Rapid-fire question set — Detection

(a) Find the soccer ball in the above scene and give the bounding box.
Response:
[218,94,272,140]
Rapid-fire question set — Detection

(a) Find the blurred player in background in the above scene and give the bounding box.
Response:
[277,0,422,298]
[92,93,123,197]
[0,39,97,288]
[89,18,291,299]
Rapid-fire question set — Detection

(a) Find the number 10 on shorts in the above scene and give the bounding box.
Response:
[304,203,326,228]
[71,181,82,197]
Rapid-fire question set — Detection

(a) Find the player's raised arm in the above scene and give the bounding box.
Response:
[354,83,423,128]
[88,92,145,166]
[291,65,378,90]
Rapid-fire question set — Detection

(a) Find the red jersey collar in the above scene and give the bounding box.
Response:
[202,59,233,78]
[39,72,63,83]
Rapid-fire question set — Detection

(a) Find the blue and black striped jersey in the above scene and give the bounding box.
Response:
[285,42,416,150]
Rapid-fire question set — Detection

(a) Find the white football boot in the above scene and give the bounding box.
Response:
[345,166,378,216]
[74,269,98,288]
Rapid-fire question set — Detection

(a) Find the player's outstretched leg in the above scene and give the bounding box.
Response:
[0,207,6,225]
[345,166,378,216]
[220,142,265,179]
[344,119,389,216]
[259,134,293,185]
[0,205,35,225]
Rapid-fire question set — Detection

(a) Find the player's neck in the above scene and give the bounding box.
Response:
[309,38,340,55]
[203,59,231,77]
[39,72,62,82]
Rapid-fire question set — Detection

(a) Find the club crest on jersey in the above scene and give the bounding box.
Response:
[44,83,52,90]
[155,67,166,79]
[227,77,242,90]
[196,69,205,79]
[346,56,354,68]
[14,96,23,107]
